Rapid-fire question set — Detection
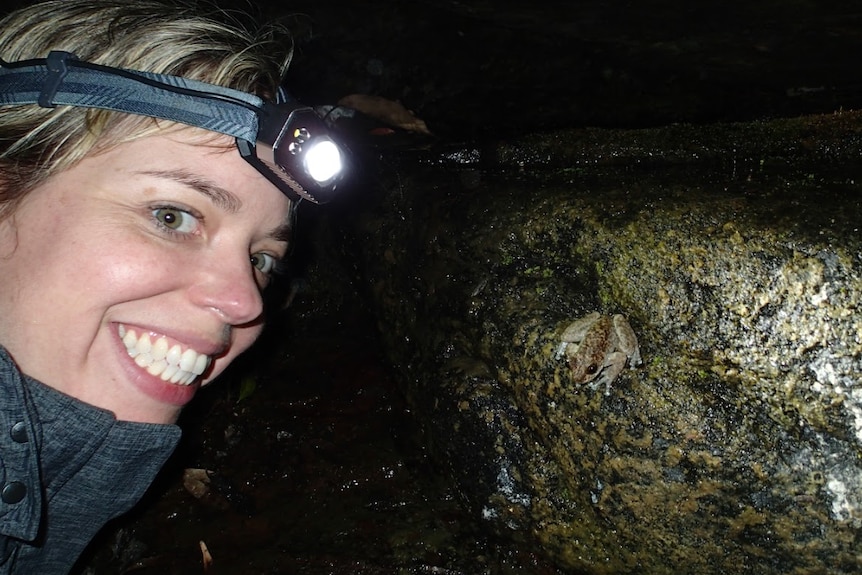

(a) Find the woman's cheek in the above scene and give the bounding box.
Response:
[201,323,264,386]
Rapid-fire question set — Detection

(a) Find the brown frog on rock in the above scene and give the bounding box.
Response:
[556,311,642,393]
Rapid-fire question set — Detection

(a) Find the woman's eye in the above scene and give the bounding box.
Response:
[250,252,277,275]
[153,207,198,234]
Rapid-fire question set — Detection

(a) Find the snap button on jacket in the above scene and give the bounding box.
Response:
[0,348,180,574]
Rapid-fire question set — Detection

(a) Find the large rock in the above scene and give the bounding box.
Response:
[335,111,862,574]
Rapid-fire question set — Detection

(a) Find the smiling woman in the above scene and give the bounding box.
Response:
[0,1,301,573]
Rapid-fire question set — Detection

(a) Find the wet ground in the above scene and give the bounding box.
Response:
[77,294,566,575]
[74,1,862,573]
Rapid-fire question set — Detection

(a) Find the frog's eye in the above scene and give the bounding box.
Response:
[586,364,599,375]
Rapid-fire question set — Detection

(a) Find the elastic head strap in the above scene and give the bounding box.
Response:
[0,50,263,142]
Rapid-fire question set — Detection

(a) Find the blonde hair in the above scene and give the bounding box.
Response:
[0,0,293,219]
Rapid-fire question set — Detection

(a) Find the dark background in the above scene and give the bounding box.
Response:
[274,0,862,140]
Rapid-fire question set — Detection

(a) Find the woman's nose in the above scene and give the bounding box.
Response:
[188,256,264,325]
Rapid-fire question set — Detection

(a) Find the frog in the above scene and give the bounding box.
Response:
[556,311,642,392]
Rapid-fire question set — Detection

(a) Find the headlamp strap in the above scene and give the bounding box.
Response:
[0,50,262,142]
[38,50,73,108]
[0,51,344,204]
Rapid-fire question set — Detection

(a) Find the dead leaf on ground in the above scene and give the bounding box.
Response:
[337,94,432,135]
[182,468,212,499]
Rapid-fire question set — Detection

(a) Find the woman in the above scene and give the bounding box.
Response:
[0,1,334,572]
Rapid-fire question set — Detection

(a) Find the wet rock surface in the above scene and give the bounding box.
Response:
[340,112,862,573]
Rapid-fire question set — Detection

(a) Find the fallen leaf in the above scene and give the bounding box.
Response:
[182,468,212,499]
[199,540,213,572]
[337,94,432,135]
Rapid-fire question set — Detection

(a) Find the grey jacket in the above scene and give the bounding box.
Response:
[0,347,181,574]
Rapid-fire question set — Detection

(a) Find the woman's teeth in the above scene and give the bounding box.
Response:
[119,325,212,386]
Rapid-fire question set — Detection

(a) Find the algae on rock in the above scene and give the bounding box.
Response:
[343,111,862,574]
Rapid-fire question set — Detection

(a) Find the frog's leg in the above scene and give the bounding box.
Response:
[593,352,629,394]
[612,314,643,367]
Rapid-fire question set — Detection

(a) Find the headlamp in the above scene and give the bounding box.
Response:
[0,50,346,204]
[237,103,344,204]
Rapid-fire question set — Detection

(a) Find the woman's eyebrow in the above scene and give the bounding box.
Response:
[136,169,242,213]
[268,220,293,244]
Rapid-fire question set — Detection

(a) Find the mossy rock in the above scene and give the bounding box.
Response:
[339,111,862,574]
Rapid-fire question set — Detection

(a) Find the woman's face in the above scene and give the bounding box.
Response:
[0,129,293,424]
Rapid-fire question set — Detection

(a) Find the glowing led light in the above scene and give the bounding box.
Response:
[304,140,342,183]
